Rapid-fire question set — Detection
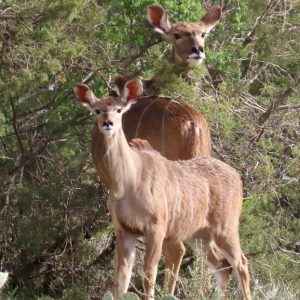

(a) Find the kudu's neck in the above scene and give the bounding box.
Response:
[103,126,140,198]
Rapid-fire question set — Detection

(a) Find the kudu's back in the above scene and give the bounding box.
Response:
[128,142,242,241]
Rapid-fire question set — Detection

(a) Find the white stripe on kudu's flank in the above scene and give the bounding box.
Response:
[135,99,158,139]
[161,100,173,156]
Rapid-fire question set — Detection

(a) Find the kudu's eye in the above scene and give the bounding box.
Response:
[201,32,207,38]
[117,109,122,113]
[174,33,181,40]
[95,109,101,115]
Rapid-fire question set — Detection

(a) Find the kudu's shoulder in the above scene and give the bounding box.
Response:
[129,138,155,152]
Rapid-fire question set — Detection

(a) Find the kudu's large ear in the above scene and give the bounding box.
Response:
[147,4,172,39]
[73,83,97,113]
[121,79,143,108]
[200,5,221,33]
[111,74,127,96]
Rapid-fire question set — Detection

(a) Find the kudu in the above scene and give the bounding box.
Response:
[147,4,221,67]
[74,79,252,300]
[82,74,211,189]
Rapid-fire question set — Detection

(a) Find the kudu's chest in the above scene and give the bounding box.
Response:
[107,194,151,236]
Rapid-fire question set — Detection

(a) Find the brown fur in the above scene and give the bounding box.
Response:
[74,80,252,300]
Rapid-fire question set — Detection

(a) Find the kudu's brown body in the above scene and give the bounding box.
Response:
[74,80,252,300]
[91,75,211,188]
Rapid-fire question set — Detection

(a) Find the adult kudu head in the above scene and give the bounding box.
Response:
[74,79,252,300]
[148,4,221,67]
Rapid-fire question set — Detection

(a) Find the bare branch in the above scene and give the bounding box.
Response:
[17,84,56,104]
[0,13,46,20]
[0,136,51,216]
[16,67,101,101]
[9,138,51,184]
[242,0,281,48]
[258,77,300,125]
[277,105,300,111]
[122,39,161,67]
[240,94,266,112]
[247,241,300,258]
[0,15,34,32]
[242,64,269,85]
[9,97,24,154]
[82,70,99,85]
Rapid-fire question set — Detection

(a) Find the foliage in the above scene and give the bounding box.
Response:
[0,0,300,299]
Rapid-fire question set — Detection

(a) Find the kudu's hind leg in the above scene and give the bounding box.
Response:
[163,240,186,295]
[216,235,252,300]
[206,245,233,289]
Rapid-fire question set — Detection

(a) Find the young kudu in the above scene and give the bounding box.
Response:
[74,80,252,300]
[147,4,221,68]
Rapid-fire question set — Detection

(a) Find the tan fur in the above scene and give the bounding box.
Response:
[148,5,221,67]
[74,80,252,300]
[90,93,211,188]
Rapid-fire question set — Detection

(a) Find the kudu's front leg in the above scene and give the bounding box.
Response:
[143,229,165,299]
[113,231,136,299]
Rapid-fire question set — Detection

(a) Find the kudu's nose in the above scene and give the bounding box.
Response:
[103,120,113,127]
[192,46,204,55]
